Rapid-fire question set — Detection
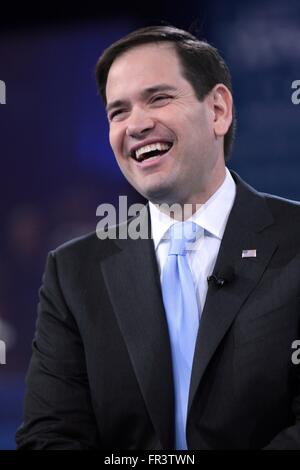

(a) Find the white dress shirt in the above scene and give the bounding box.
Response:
[149,167,236,314]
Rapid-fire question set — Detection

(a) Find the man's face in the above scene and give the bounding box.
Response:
[106,42,226,206]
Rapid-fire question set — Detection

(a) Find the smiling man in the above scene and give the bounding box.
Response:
[16,26,300,450]
[105,41,231,208]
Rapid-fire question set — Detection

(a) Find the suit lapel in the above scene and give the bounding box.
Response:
[100,206,174,449]
[188,173,278,413]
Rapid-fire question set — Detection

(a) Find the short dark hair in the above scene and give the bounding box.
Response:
[95,25,236,160]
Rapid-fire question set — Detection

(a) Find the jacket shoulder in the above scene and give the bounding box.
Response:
[261,192,300,225]
[49,229,120,269]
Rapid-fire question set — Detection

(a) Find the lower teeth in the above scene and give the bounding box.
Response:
[139,148,171,162]
[144,155,158,161]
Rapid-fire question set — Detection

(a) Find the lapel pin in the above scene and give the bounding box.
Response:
[242,249,257,258]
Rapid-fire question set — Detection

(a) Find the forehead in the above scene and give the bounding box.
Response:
[106,42,186,101]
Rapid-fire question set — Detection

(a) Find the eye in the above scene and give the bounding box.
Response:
[151,95,172,105]
[109,109,126,122]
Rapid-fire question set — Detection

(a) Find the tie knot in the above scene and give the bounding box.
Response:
[168,221,200,255]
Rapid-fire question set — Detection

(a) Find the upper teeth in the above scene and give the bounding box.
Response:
[135,142,171,160]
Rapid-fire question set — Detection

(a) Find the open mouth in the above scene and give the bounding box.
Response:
[131,142,173,162]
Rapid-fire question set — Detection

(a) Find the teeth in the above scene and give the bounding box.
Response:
[135,142,171,161]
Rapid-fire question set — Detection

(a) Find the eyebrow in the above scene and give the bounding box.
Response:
[106,84,177,115]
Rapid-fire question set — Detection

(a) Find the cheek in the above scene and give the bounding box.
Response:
[109,129,122,156]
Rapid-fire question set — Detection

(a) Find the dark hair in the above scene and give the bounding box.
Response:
[95,25,236,160]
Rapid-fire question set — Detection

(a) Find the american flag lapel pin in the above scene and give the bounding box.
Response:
[242,249,257,258]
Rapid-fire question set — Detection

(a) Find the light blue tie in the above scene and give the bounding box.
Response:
[161,221,200,450]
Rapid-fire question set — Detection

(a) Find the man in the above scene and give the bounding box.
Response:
[16,25,300,450]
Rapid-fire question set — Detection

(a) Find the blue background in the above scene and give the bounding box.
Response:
[0,0,299,449]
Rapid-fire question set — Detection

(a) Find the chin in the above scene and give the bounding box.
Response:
[142,186,179,205]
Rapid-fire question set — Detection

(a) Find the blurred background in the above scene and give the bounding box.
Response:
[0,0,299,449]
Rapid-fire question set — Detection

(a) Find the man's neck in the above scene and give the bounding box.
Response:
[150,168,228,221]
[155,202,203,221]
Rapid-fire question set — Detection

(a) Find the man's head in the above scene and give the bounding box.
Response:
[95,25,235,206]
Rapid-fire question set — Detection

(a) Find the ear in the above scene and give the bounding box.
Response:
[210,84,233,137]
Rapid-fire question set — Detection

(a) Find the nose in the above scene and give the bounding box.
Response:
[126,106,155,138]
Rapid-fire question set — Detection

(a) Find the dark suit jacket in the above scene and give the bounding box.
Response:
[16,172,300,449]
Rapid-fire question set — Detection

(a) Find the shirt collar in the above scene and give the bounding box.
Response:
[149,167,236,250]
